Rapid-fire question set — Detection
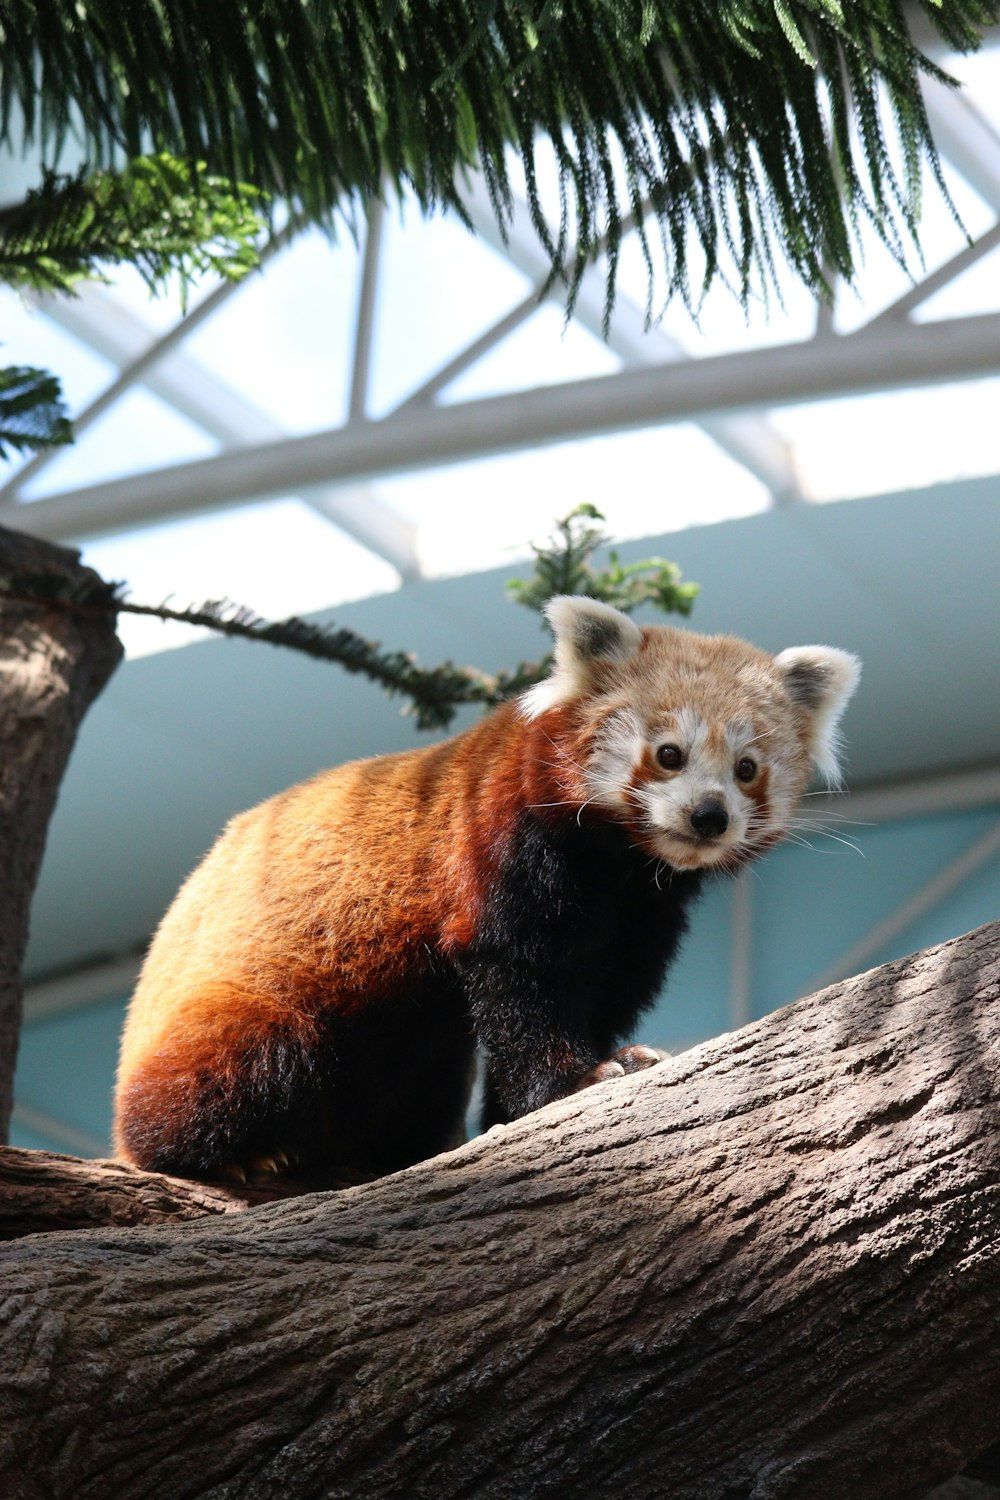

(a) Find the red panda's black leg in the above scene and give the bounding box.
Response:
[460,811,702,1130]
[476,1033,667,1124]
[478,1039,596,1129]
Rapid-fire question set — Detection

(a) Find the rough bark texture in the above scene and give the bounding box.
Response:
[0,525,122,1138]
[2,919,1000,1500]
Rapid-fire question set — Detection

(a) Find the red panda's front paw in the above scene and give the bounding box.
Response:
[614,1043,670,1073]
[573,1044,670,1093]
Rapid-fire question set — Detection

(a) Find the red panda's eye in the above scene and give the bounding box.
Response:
[657,744,684,770]
[736,757,757,783]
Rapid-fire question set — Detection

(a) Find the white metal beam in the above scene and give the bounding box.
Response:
[9,303,1000,538]
[904,8,1000,55]
[391,286,543,412]
[349,198,385,422]
[808,765,1000,825]
[922,74,1000,210]
[19,282,421,578]
[10,1100,108,1156]
[29,282,281,446]
[457,175,803,503]
[0,224,301,503]
[862,217,1000,329]
[23,954,143,1023]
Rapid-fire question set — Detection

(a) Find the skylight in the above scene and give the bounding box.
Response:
[2,38,1000,660]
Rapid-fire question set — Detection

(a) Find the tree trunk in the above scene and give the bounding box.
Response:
[0,525,122,1138]
[2,919,1000,1500]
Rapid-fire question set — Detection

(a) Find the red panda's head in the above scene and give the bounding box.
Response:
[521,596,860,873]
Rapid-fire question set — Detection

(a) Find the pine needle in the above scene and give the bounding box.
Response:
[0,1,992,319]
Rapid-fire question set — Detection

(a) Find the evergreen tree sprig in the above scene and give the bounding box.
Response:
[0,365,72,458]
[506,503,699,617]
[0,154,266,304]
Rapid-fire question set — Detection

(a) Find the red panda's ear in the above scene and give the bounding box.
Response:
[775,646,861,785]
[520,596,643,718]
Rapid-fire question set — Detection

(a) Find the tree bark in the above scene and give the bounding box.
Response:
[2,919,1000,1500]
[0,525,122,1138]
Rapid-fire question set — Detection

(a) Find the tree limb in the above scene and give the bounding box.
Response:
[2,918,1000,1499]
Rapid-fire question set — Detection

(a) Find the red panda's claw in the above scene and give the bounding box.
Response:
[246,1151,296,1178]
[216,1150,299,1184]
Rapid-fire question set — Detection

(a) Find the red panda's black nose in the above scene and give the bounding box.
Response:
[690,799,729,839]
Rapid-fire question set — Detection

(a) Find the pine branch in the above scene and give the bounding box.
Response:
[0,155,265,303]
[506,503,700,617]
[0,1,994,321]
[0,366,72,458]
[0,507,697,730]
[0,576,534,733]
[0,155,265,459]
[116,596,531,732]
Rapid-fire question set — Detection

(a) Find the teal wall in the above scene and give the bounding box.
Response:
[12,803,999,1154]
[13,997,128,1153]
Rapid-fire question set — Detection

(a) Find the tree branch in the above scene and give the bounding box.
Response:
[2,919,1000,1498]
[2,1,994,319]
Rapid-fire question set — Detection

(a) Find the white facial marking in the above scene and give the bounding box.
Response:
[639,713,753,867]
[585,708,645,810]
[583,706,802,871]
[724,718,755,754]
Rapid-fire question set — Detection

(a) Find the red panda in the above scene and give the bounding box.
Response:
[113,595,860,1183]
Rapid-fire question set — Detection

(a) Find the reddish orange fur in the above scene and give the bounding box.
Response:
[113,702,587,1163]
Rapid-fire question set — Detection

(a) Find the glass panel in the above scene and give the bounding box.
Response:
[377,423,769,579]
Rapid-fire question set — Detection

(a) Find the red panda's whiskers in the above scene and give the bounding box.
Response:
[787,811,871,826]
[787,817,867,856]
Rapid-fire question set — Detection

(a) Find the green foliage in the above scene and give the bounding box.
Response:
[0,1,995,326]
[0,154,265,456]
[0,366,72,459]
[1,5,995,456]
[0,155,264,304]
[507,503,699,617]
